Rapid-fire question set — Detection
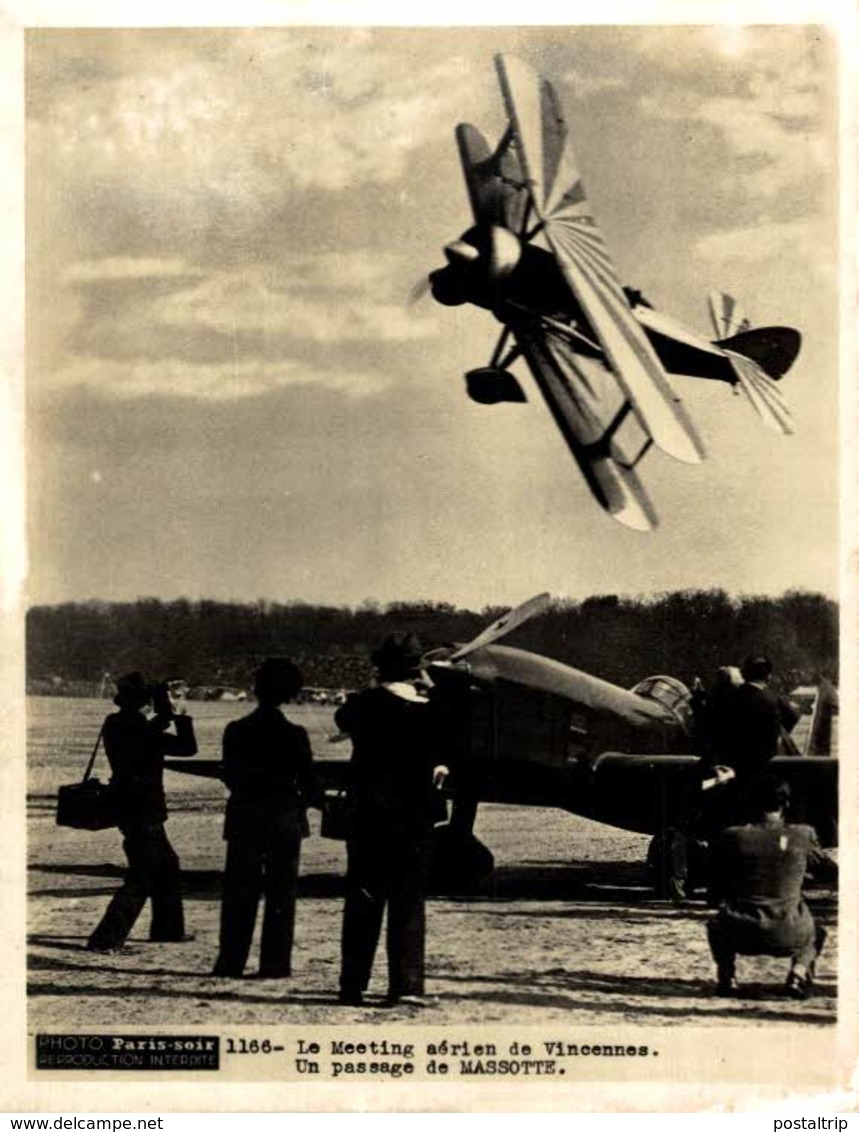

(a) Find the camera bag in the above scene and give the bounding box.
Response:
[56,725,118,831]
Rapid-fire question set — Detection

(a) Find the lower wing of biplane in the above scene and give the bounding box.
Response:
[429,53,800,528]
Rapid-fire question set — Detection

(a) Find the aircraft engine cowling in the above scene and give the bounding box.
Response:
[482,224,522,282]
[630,675,694,731]
[443,225,522,280]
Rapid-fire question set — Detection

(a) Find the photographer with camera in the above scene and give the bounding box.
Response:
[87,671,197,953]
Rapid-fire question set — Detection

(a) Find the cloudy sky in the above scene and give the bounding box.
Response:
[26,24,840,610]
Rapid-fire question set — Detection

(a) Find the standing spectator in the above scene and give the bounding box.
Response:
[728,655,800,780]
[693,666,743,769]
[706,775,837,998]
[336,633,449,1007]
[88,672,197,952]
[212,658,315,979]
[697,657,800,828]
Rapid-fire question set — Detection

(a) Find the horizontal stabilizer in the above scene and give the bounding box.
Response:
[725,350,795,435]
[716,326,801,380]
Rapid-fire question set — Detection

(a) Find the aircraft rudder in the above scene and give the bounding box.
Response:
[708,290,751,339]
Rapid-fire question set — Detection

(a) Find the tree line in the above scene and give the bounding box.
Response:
[25,589,838,695]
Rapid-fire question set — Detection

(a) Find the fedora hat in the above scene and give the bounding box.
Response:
[371,632,424,678]
[113,671,150,708]
[254,657,303,703]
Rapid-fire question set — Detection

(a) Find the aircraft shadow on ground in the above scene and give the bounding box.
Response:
[27,941,835,1019]
[27,981,338,1008]
[28,860,840,912]
[26,945,338,1003]
[29,859,665,903]
[438,985,833,1024]
[26,956,833,1023]
[436,967,836,1002]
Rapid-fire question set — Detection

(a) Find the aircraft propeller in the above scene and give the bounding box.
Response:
[407,275,432,306]
[445,592,552,663]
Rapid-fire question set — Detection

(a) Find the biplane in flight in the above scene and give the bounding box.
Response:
[168,594,837,896]
[426,54,801,530]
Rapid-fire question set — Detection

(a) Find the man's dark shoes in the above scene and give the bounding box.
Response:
[714,969,739,997]
[338,988,364,1006]
[86,940,125,955]
[212,960,245,978]
[151,933,196,943]
[258,967,291,979]
[384,993,427,1007]
[785,969,812,1000]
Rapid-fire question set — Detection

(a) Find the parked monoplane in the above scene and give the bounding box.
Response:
[167,594,836,895]
[426,54,801,530]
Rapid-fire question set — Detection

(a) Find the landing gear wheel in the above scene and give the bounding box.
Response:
[647,831,708,900]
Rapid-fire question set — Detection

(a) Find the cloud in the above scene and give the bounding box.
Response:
[62,257,203,284]
[694,217,834,282]
[45,355,390,401]
[148,259,439,344]
[29,30,495,239]
[559,69,626,99]
[635,27,830,201]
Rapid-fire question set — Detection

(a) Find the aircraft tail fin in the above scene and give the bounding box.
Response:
[708,291,751,339]
[806,678,839,757]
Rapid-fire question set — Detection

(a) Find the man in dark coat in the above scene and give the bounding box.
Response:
[706,775,837,998]
[88,672,198,952]
[212,658,316,979]
[697,656,799,829]
[726,655,800,782]
[336,633,449,1007]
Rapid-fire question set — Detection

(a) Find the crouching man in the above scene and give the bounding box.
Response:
[706,775,837,999]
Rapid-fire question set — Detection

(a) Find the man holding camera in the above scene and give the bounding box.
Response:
[87,671,197,953]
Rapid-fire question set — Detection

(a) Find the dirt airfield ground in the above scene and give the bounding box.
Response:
[28,697,838,1029]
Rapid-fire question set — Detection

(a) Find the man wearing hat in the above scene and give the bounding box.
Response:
[212,657,317,979]
[335,633,449,1007]
[725,655,800,782]
[88,672,198,952]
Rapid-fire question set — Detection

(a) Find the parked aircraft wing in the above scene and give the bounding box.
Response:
[165,757,353,796]
[513,318,659,530]
[164,758,223,779]
[495,53,705,467]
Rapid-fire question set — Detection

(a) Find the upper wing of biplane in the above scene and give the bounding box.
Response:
[494,53,705,468]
